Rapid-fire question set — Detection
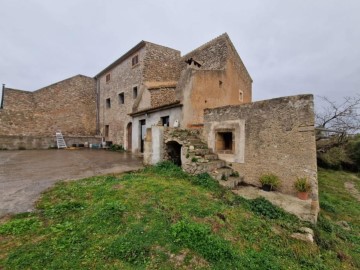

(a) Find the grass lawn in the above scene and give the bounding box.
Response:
[0,163,359,269]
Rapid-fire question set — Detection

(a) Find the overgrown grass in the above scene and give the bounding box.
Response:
[0,162,359,269]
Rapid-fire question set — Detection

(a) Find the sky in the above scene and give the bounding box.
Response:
[0,0,359,106]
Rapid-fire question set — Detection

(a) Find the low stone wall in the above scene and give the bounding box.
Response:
[204,94,318,200]
[0,135,101,150]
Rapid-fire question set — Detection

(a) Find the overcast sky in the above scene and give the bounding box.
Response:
[0,0,359,106]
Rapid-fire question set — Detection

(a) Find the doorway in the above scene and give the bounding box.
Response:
[127,122,132,151]
[140,119,146,153]
[165,141,182,166]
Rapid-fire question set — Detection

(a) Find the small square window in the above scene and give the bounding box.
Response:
[106,98,111,108]
[239,90,243,102]
[106,73,111,83]
[161,116,170,127]
[119,93,125,104]
[105,125,109,137]
[133,86,138,98]
[132,55,139,66]
[216,131,234,154]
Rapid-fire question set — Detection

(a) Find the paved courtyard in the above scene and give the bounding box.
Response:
[0,149,143,217]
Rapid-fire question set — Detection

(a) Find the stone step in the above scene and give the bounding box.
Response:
[218,176,243,189]
[188,138,203,144]
[204,153,218,160]
[210,166,233,181]
[193,148,211,156]
[192,143,208,149]
[202,160,226,172]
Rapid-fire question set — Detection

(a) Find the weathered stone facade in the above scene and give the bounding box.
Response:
[0,75,96,137]
[0,135,100,150]
[150,87,176,108]
[96,41,183,152]
[204,94,318,199]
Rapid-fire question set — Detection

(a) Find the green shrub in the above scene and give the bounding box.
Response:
[259,173,280,190]
[230,171,239,177]
[317,146,353,170]
[110,144,125,152]
[249,197,286,219]
[191,157,198,162]
[347,135,360,170]
[294,177,311,192]
[319,201,337,213]
[191,173,220,191]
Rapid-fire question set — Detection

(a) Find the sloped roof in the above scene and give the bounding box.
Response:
[180,33,229,70]
[180,33,252,82]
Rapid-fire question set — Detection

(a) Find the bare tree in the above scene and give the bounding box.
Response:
[316,95,360,148]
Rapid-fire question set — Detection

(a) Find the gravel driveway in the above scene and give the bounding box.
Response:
[0,149,143,217]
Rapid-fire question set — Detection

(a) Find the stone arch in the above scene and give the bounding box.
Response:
[165,140,182,166]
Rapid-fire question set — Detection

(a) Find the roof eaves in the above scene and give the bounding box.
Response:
[129,101,182,117]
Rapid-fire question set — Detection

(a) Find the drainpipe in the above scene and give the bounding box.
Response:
[0,84,5,109]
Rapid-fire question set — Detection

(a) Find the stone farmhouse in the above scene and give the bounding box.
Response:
[0,33,318,221]
[95,33,251,153]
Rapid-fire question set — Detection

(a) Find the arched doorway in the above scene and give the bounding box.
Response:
[126,122,132,151]
[165,141,182,166]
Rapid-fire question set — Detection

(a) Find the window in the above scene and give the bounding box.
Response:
[106,73,111,83]
[239,90,243,102]
[105,125,109,137]
[133,86,138,98]
[132,55,139,66]
[216,131,234,154]
[161,116,170,127]
[119,93,124,104]
[106,98,111,108]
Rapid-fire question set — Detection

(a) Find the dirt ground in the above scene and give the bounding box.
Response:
[0,149,143,217]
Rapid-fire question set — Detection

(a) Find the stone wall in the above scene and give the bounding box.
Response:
[98,46,145,146]
[1,88,35,111]
[150,87,176,108]
[203,94,318,200]
[0,75,96,137]
[143,43,181,82]
[0,135,101,150]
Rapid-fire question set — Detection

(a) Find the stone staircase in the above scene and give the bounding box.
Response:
[182,134,243,189]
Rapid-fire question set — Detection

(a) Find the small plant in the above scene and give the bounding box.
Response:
[110,144,125,152]
[192,173,220,190]
[230,171,239,177]
[191,157,198,162]
[249,197,286,219]
[259,173,280,191]
[294,177,311,192]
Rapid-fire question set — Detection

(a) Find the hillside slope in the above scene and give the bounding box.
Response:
[0,163,359,269]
